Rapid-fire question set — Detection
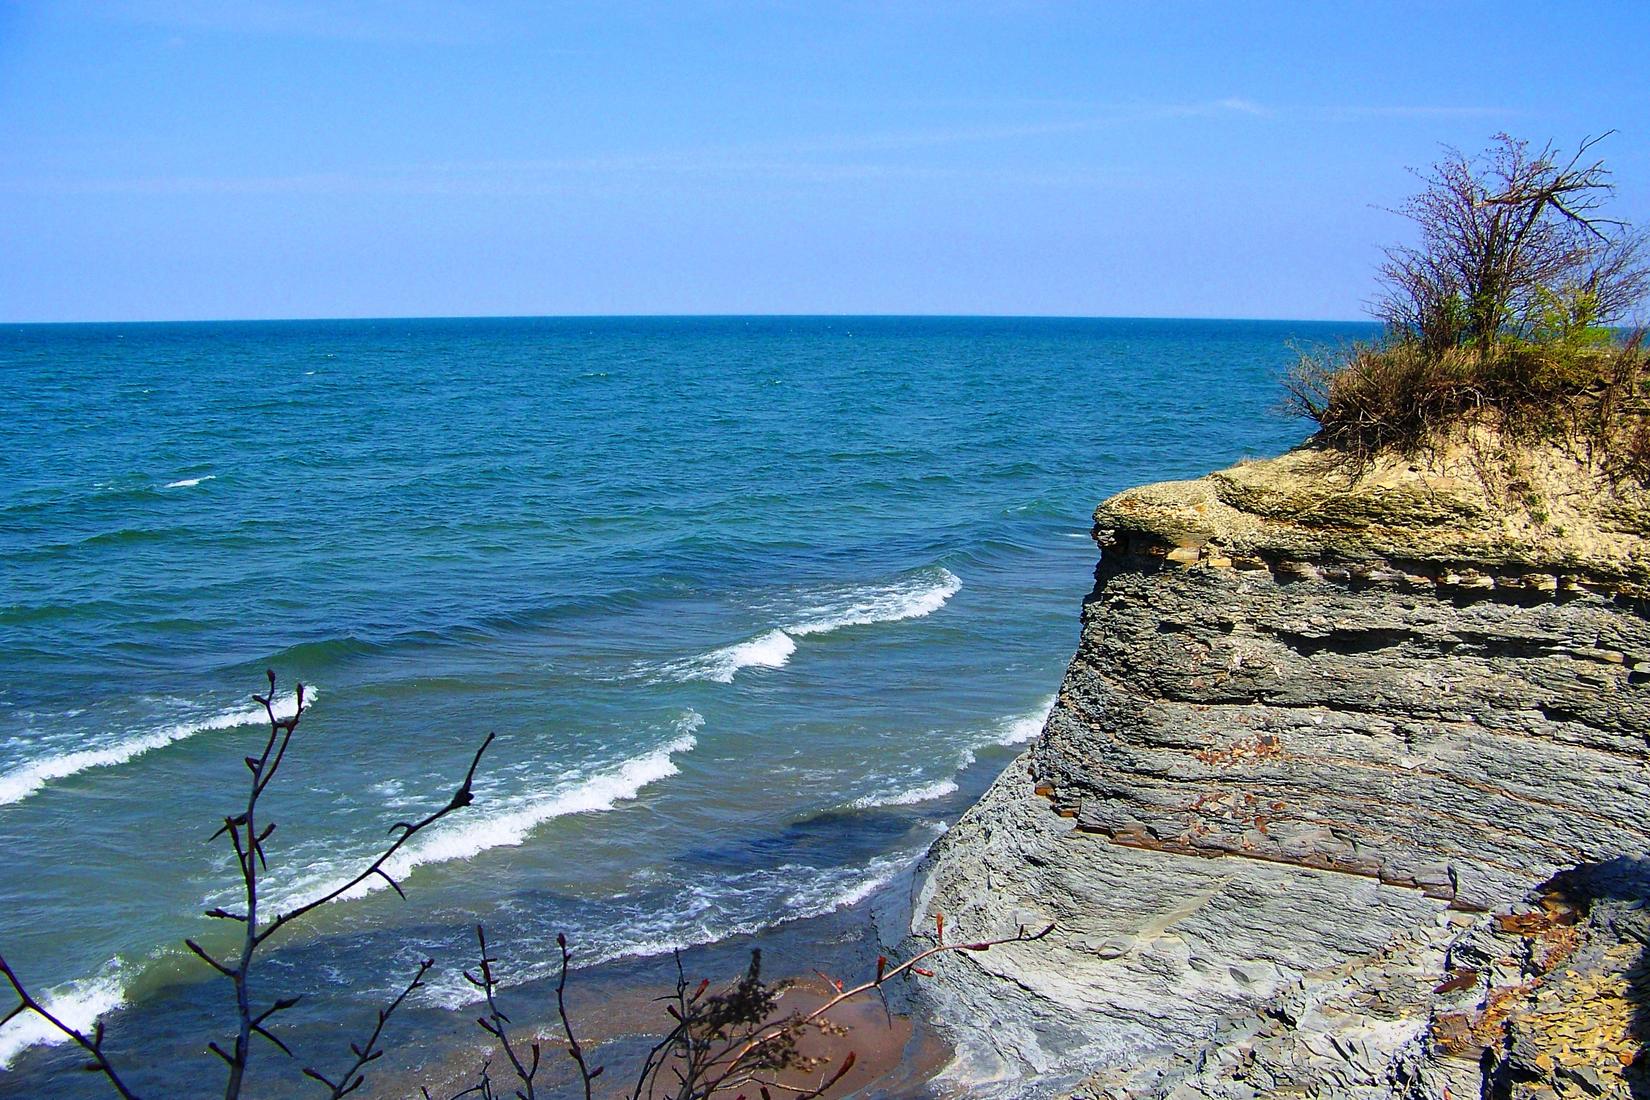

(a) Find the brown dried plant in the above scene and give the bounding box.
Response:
[1286,133,1650,471]
[435,913,1054,1100]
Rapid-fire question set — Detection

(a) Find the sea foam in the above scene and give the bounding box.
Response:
[788,568,962,636]
[992,693,1056,745]
[843,694,1054,812]
[0,960,127,1069]
[424,821,948,1008]
[850,777,960,809]
[693,629,798,683]
[662,568,962,684]
[0,689,316,808]
[271,713,702,907]
[788,827,946,914]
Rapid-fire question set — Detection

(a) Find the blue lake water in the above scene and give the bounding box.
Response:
[0,315,1374,1094]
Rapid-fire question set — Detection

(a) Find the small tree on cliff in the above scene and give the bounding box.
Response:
[1378,132,1648,355]
[1289,132,1650,465]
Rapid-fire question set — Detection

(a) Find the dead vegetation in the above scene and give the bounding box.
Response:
[1285,133,1650,482]
[1286,332,1650,483]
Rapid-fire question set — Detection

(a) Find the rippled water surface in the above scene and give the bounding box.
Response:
[0,316,1373,1092]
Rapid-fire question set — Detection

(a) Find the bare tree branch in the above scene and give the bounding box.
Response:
[0,956,143,1100]
[451,917,1055,1100]
[464,925,541,1100]
[2,667,1053,1100]
[1377,132,1648,353]
[194,670,493,1100]
[554,934,602,1100]
[303,958,435,1099]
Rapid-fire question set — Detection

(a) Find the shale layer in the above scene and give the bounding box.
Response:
[904,439,1650,1098]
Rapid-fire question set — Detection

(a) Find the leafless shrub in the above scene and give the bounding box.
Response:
[1378,133,1649,354]
[2,675,1055,1100]
[437,913,1055,1100]
[1,671,495,1100]
[1285,341,1486,463]
[1291,132,1650,470]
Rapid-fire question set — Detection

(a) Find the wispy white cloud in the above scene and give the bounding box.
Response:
[695,98,1275,157]
[0,96,1517,200]
[1210,97,1272,117]
[0,157,1139,197]
[0,97,1268,198]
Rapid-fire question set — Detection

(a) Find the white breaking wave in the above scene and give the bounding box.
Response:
[992,694,1056,745]
[850,777,959,809]
[788,568,962,637]
[272,713,702,907]
[423,822,948,1009]
[660,569,962,684]
[162,475,215,489]
[790,828,945,913]
[842,695,1055,814]
[0,689,317,808]
[685,629,798,684]
[0,961,127,1070]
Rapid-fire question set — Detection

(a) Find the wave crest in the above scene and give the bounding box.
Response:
[269,712,702,907]
[692,629,798,684]
[659,568,961,684]
[0,689,317,808]
[788,568,961,637]
[842,694,1054,813]
[420,822,948,1009]
[992,694,1055,745]
[0,960,127,1069]
[850,778,959,809]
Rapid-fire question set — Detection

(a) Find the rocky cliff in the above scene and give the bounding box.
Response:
[902,439,1650,1099]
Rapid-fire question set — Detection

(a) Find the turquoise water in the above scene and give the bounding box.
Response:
[0,316,1372,1093]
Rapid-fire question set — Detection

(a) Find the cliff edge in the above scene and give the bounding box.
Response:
[904,438,1650,1099]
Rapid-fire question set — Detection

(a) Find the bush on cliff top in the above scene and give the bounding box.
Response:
[1288,133,1650,471]
[1288,333,1650,473]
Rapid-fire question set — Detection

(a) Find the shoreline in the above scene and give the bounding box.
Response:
[383,889,952,1099]
[0,803,968,1099]
[2,315,1327,1097]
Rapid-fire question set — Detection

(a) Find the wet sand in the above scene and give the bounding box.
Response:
[386,902,952,1099]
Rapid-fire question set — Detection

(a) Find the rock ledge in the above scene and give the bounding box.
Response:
[905,440,1650,1099]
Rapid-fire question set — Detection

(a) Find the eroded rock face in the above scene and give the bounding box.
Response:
[1409,859,1650,1100]
[904,443,1650,1098]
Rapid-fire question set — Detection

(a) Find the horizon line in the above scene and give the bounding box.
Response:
[2,310,1376,328]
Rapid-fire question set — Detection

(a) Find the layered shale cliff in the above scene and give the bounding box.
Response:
[903,440,1650,1099]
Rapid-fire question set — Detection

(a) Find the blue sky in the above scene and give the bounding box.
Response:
[2,1,1648,322]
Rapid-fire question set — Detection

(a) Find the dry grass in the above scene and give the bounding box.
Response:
[1285,333,1650,480]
